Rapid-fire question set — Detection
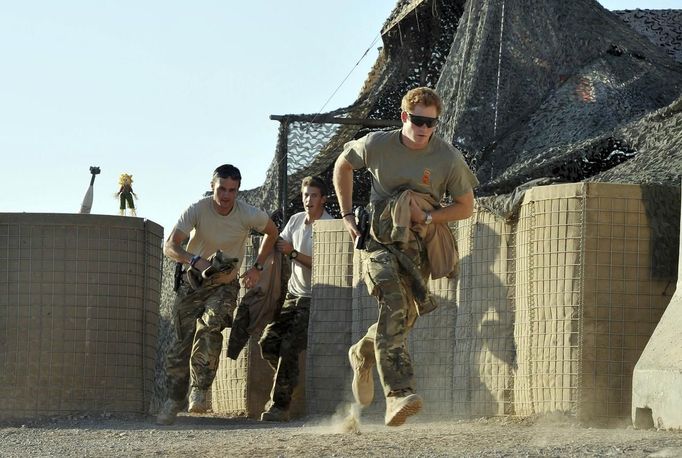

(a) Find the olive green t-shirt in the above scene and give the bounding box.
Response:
[341,130,479,202]
[175,197,269,268]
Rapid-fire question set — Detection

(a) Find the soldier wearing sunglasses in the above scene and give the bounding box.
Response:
[333,87,478,427]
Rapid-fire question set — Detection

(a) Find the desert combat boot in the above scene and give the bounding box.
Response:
[188,387,208,413]
[156,399,183,425]
[348,342,375,406]
[385,393,423,427]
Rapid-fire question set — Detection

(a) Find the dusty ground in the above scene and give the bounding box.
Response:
[2,410,682,457]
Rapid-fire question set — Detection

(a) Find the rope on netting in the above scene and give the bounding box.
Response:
[493,0,506,137]
[415,5,421,33]
[312,33,382,120]
[454,0,475,124]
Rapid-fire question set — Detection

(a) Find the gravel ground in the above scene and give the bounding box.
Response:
[2,411,682,457]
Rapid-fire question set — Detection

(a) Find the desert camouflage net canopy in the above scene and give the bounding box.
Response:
[242,0,681,271]
[438,1,681,196]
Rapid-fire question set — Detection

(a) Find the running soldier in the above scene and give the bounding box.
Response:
[333,87,478,426]
[259,176,333,421]
[156,164,278,425]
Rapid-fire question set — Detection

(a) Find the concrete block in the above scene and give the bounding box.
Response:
[632,184,682,430]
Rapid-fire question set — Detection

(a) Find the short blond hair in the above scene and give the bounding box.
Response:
[401,87,443,116]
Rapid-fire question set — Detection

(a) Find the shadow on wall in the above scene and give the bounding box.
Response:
[306,283,354,417]
[455,220,516,418]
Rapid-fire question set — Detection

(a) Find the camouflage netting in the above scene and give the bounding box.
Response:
[614,9,682,63]
[243,0,681,275]
[438,1,681,196]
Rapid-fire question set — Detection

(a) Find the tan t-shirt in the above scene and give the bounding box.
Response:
[341,130,479,201]
[175,197,269,268]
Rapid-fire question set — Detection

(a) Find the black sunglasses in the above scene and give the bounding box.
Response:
[407,113,439,128]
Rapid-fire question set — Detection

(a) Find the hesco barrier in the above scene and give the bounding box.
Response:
[513,183,672,423]
[453,209,515,418]
[0,213,163,419]
[306,220,354,415]
[307,182,676,423]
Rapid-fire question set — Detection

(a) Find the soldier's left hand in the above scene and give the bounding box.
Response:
[241,267,260,289]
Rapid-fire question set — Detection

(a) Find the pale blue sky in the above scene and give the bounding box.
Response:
[0,0,679,233]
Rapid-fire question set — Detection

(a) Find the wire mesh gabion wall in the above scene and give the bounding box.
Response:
[453,210,515,417]
[0,214,163,419]
[513,183,671,423]
[306,220,354,415]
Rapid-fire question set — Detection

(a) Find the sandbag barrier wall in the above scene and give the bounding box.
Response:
[307,183,675,422]
[0,214,163,419]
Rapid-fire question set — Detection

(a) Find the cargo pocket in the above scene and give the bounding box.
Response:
[362,249,400,299]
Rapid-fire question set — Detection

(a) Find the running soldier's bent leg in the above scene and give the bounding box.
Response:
[270,296,310,409]
[190,280,240,390]
[362,247,418,397]
[259,316,289,371]
[352,328,378,366]
[165,284,206,402]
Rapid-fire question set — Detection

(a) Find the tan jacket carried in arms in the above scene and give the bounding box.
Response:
[371,189,459,280]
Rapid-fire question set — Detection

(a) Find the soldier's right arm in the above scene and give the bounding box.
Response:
[164,228,211,271]
[333,155,360,241]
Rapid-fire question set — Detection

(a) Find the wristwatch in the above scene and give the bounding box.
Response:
[253,262,264,271]
[424,212,433,225]
[289,250,299,260]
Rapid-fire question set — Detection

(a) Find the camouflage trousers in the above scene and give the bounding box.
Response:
[357,237,429,397]
[258,294,310,410]
[165,279,240,402]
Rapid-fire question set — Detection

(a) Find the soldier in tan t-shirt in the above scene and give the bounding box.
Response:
[333,87,478,427]
[156,164,279,425]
